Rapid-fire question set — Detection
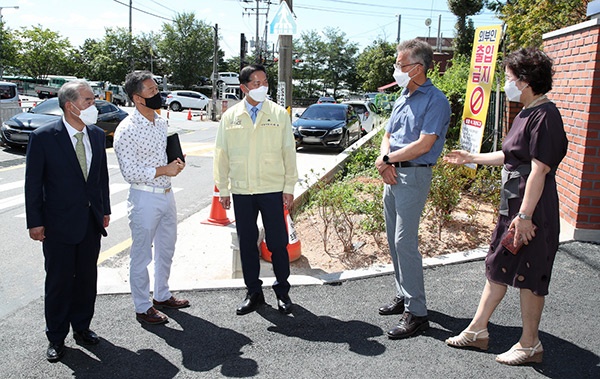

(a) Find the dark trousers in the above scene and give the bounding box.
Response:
[232,192,290,296]
[43,211,101,344]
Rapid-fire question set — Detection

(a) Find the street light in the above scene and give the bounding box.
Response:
[0,6,20,23]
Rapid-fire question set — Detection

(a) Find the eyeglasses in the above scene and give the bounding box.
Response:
[393,62,421,71]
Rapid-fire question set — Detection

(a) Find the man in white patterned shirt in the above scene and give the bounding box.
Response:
[113,70,189,325]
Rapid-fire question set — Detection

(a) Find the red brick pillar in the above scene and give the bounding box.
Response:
[543,19,600,241]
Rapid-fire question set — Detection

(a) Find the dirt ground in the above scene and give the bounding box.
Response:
[290,194,497,273]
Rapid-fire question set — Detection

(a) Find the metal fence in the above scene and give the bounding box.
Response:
[481,91,506,153]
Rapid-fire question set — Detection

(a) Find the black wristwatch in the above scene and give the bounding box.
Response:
[383,155,392,165]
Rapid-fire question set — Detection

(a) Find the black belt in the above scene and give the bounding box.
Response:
[390,161,433,168]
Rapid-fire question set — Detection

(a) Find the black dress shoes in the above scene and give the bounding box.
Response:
[387,312,430,339]
[276,294,293,314]
[46,342,65,362]
[379,296,405,315]
[236,292,265,315]
[73,329,100,345]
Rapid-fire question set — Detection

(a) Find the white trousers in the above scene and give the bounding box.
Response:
[127,188,177,313]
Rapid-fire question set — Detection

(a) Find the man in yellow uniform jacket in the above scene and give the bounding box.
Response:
[214,64,298,315]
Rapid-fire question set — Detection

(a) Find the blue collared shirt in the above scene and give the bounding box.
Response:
[385,79,451,165]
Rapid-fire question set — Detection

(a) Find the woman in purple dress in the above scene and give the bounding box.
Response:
[443,48,568,366]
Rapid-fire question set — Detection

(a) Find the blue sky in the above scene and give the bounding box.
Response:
[2,0,501,58]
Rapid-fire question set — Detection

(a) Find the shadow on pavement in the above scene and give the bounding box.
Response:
[428,309,600,378]
[142,309,258,378]
[60,339,179,378]
[257,303,386,356]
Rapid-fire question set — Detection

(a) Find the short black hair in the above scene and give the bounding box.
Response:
[239,64,267,85]
[124,70,154,100]
[503,48,554,95]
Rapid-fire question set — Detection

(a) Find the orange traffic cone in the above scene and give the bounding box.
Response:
[187,108,192,120]
[201,185,234,226]
[260,205,302,262]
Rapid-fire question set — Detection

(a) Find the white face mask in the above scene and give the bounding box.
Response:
[73,104,98,125]
[393,65,417,88]
[504,80,524,103]
[247,85,268,103]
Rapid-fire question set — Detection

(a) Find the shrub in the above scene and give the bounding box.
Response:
[425,158,469,239]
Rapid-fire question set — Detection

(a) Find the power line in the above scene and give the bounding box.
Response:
[146,0,177,14]
[112,0,173,22]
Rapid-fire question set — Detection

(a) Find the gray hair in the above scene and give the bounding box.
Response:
[397,39,434,73]
[58,80,93,110]
[124,70,154,100]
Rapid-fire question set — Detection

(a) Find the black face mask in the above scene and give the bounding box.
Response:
[142,92,162,110]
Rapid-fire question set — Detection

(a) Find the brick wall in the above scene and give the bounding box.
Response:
[543,19,600,240]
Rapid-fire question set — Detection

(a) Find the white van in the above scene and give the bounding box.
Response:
[0,81,22,124]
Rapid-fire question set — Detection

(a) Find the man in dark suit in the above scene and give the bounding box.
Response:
[25,80,111,362]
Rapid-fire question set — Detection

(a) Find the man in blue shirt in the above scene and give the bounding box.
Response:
[375,39,451,339]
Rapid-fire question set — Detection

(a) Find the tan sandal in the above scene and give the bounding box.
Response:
[495,341,543,365]
[445,329,489,350]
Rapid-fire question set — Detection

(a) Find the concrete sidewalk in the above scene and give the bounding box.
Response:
[97,125,381,295]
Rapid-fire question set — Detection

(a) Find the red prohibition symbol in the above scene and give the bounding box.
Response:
[470,86,485,115]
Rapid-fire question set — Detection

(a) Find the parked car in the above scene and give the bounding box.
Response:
[363,92,379,101]
[166,90,209,112]
[0,81,22,124]
[292,103,362,151]
[198,76,210,86]
[0,98,128,148]
[217,72,240,86]
[342,100,382,135]
[159,91,171,109]
[317,96,336,104]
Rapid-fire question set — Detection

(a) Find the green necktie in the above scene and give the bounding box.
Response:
[74,132,87,180]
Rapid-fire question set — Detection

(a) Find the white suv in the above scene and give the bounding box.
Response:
[217,72,240,86]
[166,90,209,112]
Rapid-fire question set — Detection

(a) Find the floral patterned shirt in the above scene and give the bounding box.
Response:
[113,109,170,188]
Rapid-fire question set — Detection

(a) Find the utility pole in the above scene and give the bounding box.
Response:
[242,1,270,64]
[255,0,260,62]
[211,24,219,121]
[240,33,248,72]
[129,0,134,71]
[278,0,293,113]
[396,14,401,44]
[436,15,442,52]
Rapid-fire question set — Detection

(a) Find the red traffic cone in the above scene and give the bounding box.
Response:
[201,185,234,226]
[187,108,192,120]
[260,205,302,262]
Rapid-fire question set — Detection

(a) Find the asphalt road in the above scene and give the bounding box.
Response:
[0,241,597,378]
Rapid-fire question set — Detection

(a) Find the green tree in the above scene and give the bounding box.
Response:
[158,13,214,88]
[448,0,485,57]
[137,32,165,76]
[0,21,18,77]
[321,28,359,98]
[356,39,396,92]
[488,0,590,51]
[15,25,74,79]
[430,55,471,144]
[293,30,327,98]
[76,38,104,80]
